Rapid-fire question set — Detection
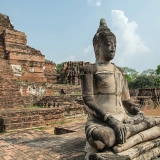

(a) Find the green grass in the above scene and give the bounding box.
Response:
[34,127,44,130]
[70,92,82,96]
[50,119,67,126]
[27,105,43,109]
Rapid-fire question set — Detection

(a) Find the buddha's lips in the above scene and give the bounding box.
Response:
[109,53,115,56]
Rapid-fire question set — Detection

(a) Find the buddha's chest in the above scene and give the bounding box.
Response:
[93,72,123,93]
[94,73,115,87]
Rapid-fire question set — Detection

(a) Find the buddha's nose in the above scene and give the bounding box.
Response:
[111,46,115,52]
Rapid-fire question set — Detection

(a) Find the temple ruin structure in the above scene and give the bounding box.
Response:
[58,61,90,85]
[130,88,160,110]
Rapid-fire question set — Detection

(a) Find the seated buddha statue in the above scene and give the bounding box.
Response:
[80,18,160,156]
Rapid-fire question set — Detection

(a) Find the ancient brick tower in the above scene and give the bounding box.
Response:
[58,61,90,85]
[0,13,57,108]
[0,13,62,131]
[0,13,24,108]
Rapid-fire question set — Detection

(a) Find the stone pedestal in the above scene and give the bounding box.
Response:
[89,152,129,160]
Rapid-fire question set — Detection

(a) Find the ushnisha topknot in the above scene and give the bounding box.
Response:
[95,18,116,38]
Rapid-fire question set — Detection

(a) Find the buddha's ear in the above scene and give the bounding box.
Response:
[93,44,99,61]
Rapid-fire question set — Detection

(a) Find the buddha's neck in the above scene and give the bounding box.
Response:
[96,60,114,71]
[96,59,111,65]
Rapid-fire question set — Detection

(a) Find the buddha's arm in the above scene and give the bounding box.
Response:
[115,66,144,116]
[122,99,142,115]
[121,74,145,124]
[80,67,106,121]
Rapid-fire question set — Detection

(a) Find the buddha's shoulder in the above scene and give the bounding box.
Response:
[80,63,126,75]
[111,63,125,75]
[80,64,96,74]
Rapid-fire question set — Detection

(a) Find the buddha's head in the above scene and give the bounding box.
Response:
[93,18,116,63]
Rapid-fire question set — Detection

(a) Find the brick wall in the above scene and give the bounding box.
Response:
[0,59,24,109]
[44,62,57,83]
[0,107,65,131]
[0,13,57,84]
[52,84,81,96]
[0,13,14,30]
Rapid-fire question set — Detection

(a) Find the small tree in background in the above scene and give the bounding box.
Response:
[56,62,64,74]
[127,65,160,89]
[121,67,139,82]
[121,66,160,89]
[156,65,160,75]
[129,75,155,89]
[156,65,160,86]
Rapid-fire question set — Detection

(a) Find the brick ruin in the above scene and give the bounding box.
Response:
[58,61,90,85]
[0,13,57,100]
[0,58,24,109]
[0,13,86,131]
[130,88,160,110]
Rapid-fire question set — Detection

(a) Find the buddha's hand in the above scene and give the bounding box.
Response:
[107,116,127,144]
[123,111,145,125]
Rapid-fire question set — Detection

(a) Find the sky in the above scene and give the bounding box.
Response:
[1,0,160,73]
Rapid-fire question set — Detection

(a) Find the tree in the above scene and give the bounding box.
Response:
[129,75,155,89]
[155,65,160,86]
[56,62,64,74]
[121,67,139,82]
[141,69,155,76]
[156,65,160,75]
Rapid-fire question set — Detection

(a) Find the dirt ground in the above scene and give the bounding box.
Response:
[43,115,87,134]
[144,108,160,116]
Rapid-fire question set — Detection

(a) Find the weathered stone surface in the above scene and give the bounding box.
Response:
[44,61,57,83]
[81,18,160,160]
[0,12,57,85]
[58,61,90,85]
[118,137,160,159]
[114,123,160,153]
[52,84,82,96]
[35,95,85,117]
[0,108,65,131]
[0,13,14,30]
[130,88,160,110]
[0,59,24,109]
[89,152,130,160]
[4,29,27,45]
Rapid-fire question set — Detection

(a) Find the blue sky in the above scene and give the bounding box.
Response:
[1,0,160,73]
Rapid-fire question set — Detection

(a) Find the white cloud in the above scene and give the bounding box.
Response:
[95,1,101,6]
[58,55,75,63]
[87,0,101,7]
[111,10,151,67]
[84,45,93,53]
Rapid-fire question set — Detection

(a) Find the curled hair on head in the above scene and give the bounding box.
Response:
[93,18,116,61]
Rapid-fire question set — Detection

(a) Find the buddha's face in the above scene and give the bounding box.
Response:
[98,36,116,62]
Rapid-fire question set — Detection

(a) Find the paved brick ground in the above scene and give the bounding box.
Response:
[0,124,86,160]
[1,123,160,160]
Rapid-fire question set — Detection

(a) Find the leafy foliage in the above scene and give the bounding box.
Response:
[141,69,155,76]
[56,62,64,74]
[129,75,155,89]
[121,65,160,89]
[121,67,138,82]
[156,65,160,75]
